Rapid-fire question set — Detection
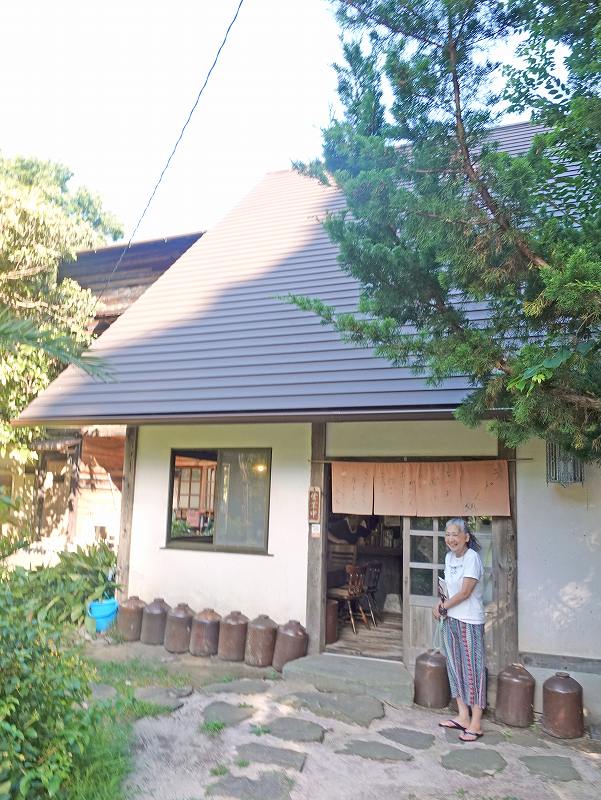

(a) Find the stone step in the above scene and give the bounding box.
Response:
[282,653,414,708]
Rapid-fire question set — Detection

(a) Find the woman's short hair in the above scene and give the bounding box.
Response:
[445,518,481,551]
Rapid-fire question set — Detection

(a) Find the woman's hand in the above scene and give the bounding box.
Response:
[432,604,441,620]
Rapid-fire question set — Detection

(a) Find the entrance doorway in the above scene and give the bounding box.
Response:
[325,510,494,666]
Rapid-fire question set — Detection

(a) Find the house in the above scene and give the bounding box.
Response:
[5,232,202,566]
[17,124,601,722]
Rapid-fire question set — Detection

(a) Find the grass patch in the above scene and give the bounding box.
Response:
[249,724,270,736]
[200,721,226,736]
[235,759,250,768]
[209,764,229,777]
[90,658,192,690]
[59,714,130,800]
[265,668,282,681]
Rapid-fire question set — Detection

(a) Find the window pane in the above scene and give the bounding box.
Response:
[214,449,271,550]
[410,568,434,596]
[410,535,433,563]
[410,517,434,531]
[170,452,218,540]
[437,535,448,564]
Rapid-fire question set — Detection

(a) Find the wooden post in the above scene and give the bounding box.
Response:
[305,422,328,654]
[116,426,138,602]
[490,441,519,675]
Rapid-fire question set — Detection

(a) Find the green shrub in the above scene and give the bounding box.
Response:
[7,543,118,627]
[0,581,94,799]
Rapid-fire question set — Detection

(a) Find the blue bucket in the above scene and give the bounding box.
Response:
[88,598,119,632]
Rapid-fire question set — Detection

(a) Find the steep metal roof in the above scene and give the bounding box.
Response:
[18,123,540,427]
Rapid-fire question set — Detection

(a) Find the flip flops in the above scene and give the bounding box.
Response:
[438,719,466,731]
[459,730,484,742]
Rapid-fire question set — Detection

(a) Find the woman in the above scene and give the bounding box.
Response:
[327,514,369,545]
[434,518,486,742]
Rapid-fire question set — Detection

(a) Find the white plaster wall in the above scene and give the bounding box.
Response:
[327,421,497,457]
[127,423,311,624]
[517,438,601,660]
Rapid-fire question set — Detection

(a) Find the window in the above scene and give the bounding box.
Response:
[167,448,271,553]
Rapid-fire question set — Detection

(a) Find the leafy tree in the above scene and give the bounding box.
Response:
[293,1,601,458]
[0,156,121,466]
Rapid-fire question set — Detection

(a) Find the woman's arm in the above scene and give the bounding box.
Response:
[443,577,478,611]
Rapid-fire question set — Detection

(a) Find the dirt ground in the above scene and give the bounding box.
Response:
[87,641,601,800]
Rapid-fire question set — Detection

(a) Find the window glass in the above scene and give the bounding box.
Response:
[167,449,271,551]
[410,535,433,563]
[170,452,218,541]
[410,567,434,596]
[214,449,271,550]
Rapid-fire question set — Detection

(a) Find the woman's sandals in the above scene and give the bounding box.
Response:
[458,730,484,742]
[438,719,466,731]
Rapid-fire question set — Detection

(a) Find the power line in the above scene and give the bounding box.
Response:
[94,0,246,308]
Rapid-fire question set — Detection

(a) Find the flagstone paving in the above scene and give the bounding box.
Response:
[281,691,384,727]
[206,771,294,800]
[379,727,435,750]
[203,701,256,726]
[268,717,326,743]
[236,743,307,771]
[520,755,582,782]
[336,740,413,761]
[122,667,601,800]
[441,748,508,777]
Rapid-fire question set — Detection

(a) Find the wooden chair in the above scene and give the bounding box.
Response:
[327,564,369,635]
[363,561,383,626]
[327,542,357,570]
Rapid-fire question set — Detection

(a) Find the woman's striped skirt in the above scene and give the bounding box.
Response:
[442,617,486,709]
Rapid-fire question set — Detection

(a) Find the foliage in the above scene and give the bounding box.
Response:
[292,1,601,459]
[0,581,95,799]
[56,715,130,800]
[5,544,118,628]
[91,658,193,691]
[0,155,121,465]
[199,721,226,736]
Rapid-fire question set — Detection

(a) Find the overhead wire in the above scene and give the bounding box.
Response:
[93,0,246,309]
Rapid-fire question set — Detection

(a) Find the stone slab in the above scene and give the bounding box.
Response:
[444,728,505,745]
[268,717,325,743]
[281,691,384,727]
[380,727,435,750]
[201,679,271,695]
[203,701,255,726]
[337,740,413,762]
[90,682,118,703]
[520,755,582,782]
[441,748,508,777]
[282,654,413,708]
[237,743,306,771]
[207,771,293,800]
[500,729,550,749]
[134,686,184,711]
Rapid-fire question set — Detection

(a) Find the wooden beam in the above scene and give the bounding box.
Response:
[490,440,519,674]
[305,422,328,653]
[116,426,138,602]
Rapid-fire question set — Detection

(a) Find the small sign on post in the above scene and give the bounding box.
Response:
[308,486,321,523]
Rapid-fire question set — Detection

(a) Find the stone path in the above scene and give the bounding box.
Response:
[123,674,601,800]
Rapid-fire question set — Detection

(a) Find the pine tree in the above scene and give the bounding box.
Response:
[294,0,601,459]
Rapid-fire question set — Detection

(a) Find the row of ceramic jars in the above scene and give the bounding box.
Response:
[414,652,584,739]
[117,596,308,672]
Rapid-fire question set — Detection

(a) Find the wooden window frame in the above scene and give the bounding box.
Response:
[165,448,272,554]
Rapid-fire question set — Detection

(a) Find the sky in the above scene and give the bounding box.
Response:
[2,0,344,241]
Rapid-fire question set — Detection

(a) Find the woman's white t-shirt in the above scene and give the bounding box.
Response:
[444,548,485,625]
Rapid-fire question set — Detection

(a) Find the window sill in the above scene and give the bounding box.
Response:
[162,541,272,556]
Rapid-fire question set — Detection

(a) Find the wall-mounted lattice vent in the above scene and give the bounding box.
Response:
[546,442,584,485]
